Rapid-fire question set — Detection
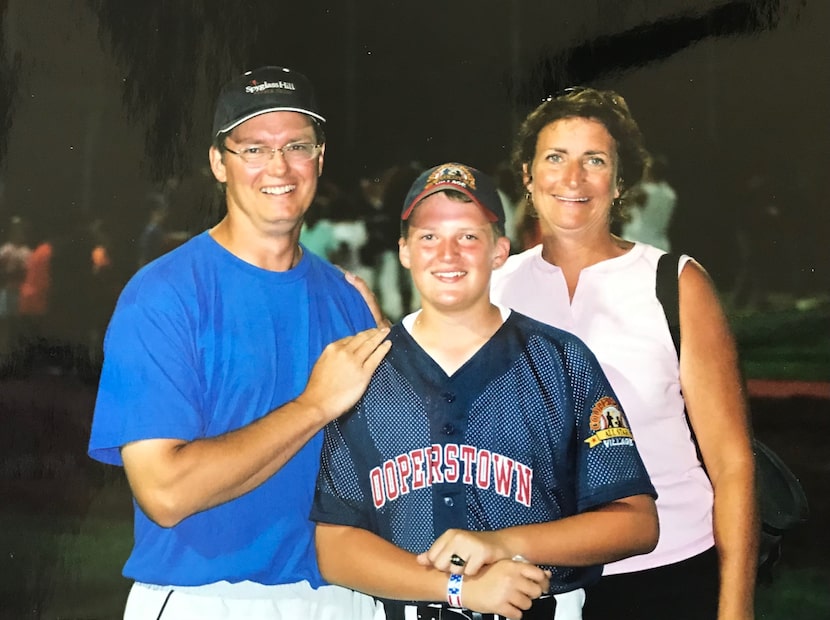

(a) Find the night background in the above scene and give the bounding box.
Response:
[1,0,828,292]
[0,1,828,617]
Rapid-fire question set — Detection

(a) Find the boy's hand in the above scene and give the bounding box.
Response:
[417,529,513,576]
[462,559,551,620]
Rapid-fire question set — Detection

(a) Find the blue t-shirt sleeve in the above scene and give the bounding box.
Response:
[88,279,204,466]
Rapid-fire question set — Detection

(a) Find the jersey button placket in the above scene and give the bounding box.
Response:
[433,391,464,533]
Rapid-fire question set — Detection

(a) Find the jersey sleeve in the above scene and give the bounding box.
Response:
[311,413,373,529]
[88,277,204,466]
[563,337,657,512]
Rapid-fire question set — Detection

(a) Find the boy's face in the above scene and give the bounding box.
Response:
[399,192,510,314]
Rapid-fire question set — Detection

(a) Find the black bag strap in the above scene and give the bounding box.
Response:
[655,252,681,358]
[655,253,704,466]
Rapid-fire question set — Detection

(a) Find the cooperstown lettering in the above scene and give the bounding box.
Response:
[370,444,533,509]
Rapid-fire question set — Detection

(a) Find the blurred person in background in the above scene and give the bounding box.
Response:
[492,160,522,252]
[358,165,417,322]
[18,220,53,346]
[377,162,423,319]
[0,215,32,354]
[620,153,676,252]
[137,192,170,268]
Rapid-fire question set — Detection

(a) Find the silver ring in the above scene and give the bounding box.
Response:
[450,553,466,567]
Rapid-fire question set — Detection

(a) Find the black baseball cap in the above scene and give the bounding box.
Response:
[212,66,325,137]
[401,162,505,226]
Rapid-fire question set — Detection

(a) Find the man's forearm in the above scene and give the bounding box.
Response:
[123,398,330,527]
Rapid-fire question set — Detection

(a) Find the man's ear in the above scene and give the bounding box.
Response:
[317,144,326,177]
[398,237,411,270]
[492,236,511,270]
[209,146,227,183]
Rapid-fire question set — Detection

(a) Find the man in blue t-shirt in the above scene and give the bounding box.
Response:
[88,66,390,620]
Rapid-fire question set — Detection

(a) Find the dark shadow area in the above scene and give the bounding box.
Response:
[751,395,829,570]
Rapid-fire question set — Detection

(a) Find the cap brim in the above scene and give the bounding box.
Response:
[215,107,326,136]
[402,184,499,223]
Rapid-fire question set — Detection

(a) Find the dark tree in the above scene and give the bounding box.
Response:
[87,0,349,182]
[0,0,22,168]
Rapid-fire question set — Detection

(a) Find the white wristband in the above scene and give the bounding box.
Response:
[447,573,463,608]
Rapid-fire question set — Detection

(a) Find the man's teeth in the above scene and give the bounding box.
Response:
[435,271,464,278]
[261,185,295,195]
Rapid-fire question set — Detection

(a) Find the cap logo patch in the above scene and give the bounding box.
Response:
[245,80,296,94]
[585,396,634,448]
[425,164,477,191]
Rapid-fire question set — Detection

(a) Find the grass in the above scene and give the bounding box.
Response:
[0,479,132,619]
[730,305,830,381]
[756,567,830,619]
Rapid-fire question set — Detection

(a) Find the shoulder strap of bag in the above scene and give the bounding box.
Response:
[655,252,681,358]
[654,253,703,466]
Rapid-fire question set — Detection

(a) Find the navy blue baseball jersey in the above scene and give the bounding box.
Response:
[311,310,655,595]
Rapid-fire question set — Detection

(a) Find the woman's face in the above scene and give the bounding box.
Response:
[523,116,620,238]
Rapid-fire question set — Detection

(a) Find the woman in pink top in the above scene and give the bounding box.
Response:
[490,87,757,620]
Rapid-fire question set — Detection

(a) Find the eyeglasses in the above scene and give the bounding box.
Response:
[224,142,322,166]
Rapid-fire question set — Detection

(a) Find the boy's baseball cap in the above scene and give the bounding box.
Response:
[212,66,325,137]
[401,162,505,225]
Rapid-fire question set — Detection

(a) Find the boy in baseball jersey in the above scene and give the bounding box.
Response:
[311,163,657,620]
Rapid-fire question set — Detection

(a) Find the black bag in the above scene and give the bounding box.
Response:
[655,253,809,581]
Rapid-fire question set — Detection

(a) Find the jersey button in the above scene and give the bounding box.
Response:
[442,392,456,403]
[442,423,455,434]
[443,496,455,507]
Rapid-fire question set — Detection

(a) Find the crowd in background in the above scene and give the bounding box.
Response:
[0,154,820,378]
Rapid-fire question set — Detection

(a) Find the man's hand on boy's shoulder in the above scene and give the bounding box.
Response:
[297,327,391,422]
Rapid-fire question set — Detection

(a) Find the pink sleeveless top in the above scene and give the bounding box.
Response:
[491,242,714,574]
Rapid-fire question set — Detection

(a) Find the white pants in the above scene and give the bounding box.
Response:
[124,580,385,620]
[553,588,586,619]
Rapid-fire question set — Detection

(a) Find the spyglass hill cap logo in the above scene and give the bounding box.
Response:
[401,162,506,226]
[212,66,325,137]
